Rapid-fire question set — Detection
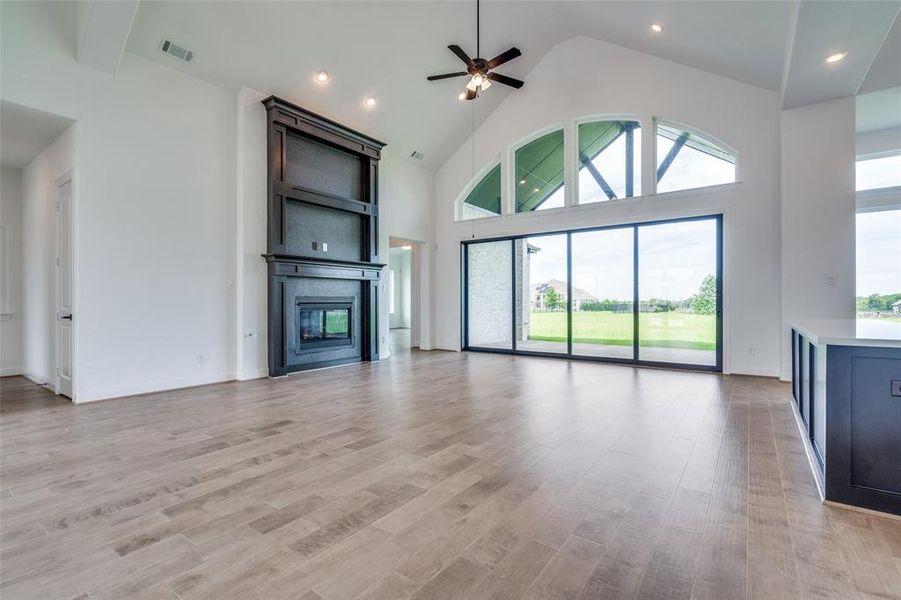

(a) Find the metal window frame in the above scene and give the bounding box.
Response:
[460,214,724,373]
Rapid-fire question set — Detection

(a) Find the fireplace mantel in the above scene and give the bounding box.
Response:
[262,97,385,376]
[263,254,384,282]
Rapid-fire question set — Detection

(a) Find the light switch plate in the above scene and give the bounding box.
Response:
[322,242,328,252]
[891,380,901,397]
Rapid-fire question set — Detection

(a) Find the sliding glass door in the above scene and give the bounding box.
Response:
[463,215,722,371]
[515,234,568,353]
[465,240,513,349]
[637,219,719,366]
[570,228,635,359]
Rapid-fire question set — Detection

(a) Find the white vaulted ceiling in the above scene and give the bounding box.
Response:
[120,0,900,169]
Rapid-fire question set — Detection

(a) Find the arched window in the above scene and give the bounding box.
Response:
[455,117,739,221]
[514,129,565,212]
[459,163,501,220]
[656,121,736,193]
[577,120,642,203]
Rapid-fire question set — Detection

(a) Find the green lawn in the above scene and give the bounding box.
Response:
[528,311,717,350]
[859,315,901,324]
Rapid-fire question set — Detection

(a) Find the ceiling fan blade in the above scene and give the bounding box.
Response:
[426,71,469,81]
[486,47,521,69]
[487,72,524,89]
[465,88,478,100]
[448,44,474,66]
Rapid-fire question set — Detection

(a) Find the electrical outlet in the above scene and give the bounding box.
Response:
[892,380,901,397]
[746,347,756,357]
[826,274,837,287]
[196,353,208,364]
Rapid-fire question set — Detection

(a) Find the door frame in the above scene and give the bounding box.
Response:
[461,213,724,372]
[387,237,427,352]
[55,170,75,399]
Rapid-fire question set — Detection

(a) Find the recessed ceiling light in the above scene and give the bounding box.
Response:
[650,24,663,33]
[315,70,329,83]
[825,52,846,64]
[458,92,467,101]
[533,187,540,193]
[519,179,526,185]
[364,96,376,108]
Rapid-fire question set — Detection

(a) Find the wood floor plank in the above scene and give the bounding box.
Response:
[2,347,900,599]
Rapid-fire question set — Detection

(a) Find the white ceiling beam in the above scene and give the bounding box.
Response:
[782,0,901,109]
[76,0,141,75]
[858,14,901,94]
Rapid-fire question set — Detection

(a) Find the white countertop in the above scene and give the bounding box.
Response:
[789,318,901,348]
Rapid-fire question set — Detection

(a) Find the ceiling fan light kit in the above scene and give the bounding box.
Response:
[426,0,524,100]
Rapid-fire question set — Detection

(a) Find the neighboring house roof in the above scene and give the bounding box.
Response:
[892,300,901,307]
[531,279,597,302]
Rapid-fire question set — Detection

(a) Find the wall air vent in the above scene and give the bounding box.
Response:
[159,39,194,63]
[410,151,424,160]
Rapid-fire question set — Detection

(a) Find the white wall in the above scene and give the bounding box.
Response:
[21,127,76,385]
[781,97,856,379]
[378,154,435,355]
[388,246,411,329]
[3,1,236,401]
[235,87,268,381]
[1,167,24,375]
[434,36,782,376]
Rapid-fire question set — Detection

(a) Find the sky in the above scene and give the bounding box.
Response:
[856,155,901,191]
[857,209,901,296]
[508,137,900,300]
[525,218,717,302]
[535,131,734,211]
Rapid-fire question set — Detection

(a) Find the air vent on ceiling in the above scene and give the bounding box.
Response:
[159,39,194,63]
[410,151,424,160]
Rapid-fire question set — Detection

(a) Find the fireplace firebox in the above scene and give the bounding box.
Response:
[297,297,354,351]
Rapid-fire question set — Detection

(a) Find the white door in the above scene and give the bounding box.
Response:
[56,179,73,398]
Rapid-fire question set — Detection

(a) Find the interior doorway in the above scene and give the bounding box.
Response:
[56,175,73,398]
[388,237,421,355]
[0,100,75,400]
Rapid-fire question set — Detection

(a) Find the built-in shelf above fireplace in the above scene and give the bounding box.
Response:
[262,96,386,376]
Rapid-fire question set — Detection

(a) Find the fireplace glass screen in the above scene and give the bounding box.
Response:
[296,297,353,350]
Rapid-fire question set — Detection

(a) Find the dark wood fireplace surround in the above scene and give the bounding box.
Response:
[262,96,385,376]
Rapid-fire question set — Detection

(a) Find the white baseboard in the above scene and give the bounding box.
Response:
[237,368,269,381]
[0,366,23,377]
[23,371,50,385]
[727,364,780,378]
[76,371,233,404]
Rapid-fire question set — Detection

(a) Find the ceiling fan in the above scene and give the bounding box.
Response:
[426,0,524,100]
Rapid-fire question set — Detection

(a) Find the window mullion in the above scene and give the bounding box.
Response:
[641,116,656,197]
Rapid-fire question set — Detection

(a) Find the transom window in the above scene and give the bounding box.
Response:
[455,116,738,221]
[460,162,501,220]
[656,122,736,193]
[515,129,565,213]
[578,120,641,203]
[856,154,901,191]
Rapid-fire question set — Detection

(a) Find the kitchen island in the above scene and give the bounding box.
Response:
[789,318,901,516]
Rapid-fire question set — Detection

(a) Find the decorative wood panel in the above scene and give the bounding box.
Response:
[262,96,386,376]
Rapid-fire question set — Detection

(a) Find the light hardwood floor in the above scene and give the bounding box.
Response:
[2,348,900,600]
